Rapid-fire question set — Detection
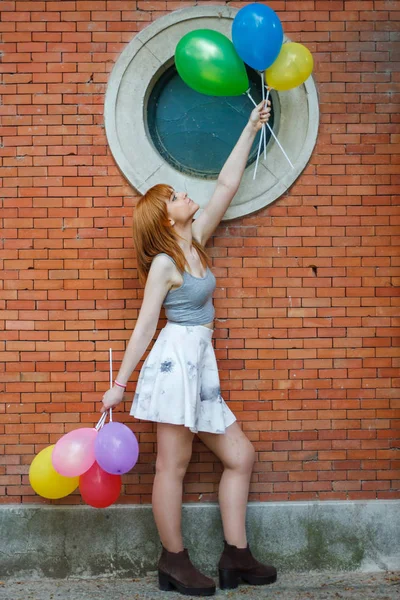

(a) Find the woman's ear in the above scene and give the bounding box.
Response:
[168,218,175,227]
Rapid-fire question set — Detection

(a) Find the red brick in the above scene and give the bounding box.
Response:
[0,0,398,504]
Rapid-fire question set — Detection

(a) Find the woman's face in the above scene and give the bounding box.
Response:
[166,189,199,226]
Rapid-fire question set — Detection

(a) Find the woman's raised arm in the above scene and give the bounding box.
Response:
[192,100,271,246]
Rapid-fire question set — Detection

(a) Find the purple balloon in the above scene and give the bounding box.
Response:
[94,422,139,475]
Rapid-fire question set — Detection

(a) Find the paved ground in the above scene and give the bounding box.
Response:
[1,571,399,600]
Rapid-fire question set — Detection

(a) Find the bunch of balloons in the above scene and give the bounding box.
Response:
[175,3,314,176]
[232,4,313,91]
[175,3,313,97]
[29,412,139,508]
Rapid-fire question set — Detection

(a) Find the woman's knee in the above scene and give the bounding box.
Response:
[242,441,256,472]
[226,440,256,474]
[155,440,193,479]
[155,452,191,479]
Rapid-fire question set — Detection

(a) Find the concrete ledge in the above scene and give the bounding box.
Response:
[1,501,399,578]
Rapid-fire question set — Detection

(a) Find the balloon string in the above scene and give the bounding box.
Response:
[246,90,257,108]
[109,347,113,423]
[246,91,262,180]
[95,411,107,430]
[264,86,270,160]
[253,127,263,181]
[266,121,294,169]
[109,347,112,389]
[259,86,271,165]
[261,72,267,160]
[247,90,294,171]
[95,347,115,430]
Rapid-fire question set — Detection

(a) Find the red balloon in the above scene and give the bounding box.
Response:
[79,461,121,508]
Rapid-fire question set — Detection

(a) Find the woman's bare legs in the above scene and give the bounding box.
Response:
[152,423,194,553]
[198,422,255,548]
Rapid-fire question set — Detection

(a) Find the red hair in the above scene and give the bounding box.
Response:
[132,184,210,284]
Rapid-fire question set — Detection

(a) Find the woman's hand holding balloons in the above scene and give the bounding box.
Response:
[248,100,271,133]
[101,384,125,413]
[29,349,139,508]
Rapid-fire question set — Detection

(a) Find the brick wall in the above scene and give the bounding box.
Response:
[1,1,399,505]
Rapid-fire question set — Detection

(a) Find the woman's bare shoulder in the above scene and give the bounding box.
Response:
[148,254,181,287]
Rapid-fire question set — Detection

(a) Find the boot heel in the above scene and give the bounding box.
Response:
[158,570,174,591]
[219,568,239,590]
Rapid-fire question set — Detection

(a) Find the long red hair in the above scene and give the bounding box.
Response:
[132,184,210,284]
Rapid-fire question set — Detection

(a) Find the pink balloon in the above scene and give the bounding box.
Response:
[52,428,97,477]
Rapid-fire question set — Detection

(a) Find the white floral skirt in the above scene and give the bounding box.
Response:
[130,322,236,434]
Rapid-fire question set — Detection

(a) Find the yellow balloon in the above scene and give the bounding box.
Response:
[29,445,79,499]
[265,42,313,91]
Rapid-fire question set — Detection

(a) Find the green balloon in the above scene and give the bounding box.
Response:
[175,29,249,97]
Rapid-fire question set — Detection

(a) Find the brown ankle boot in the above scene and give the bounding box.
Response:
[158,546,216,596]
[218,540,277,589]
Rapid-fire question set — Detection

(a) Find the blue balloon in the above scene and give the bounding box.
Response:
[232,3,283,72]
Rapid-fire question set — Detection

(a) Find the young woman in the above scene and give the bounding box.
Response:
[101,100,277,597]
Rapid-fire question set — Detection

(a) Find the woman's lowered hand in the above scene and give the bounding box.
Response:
[101,385,126,413]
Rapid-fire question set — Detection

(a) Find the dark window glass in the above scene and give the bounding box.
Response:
[147,65,274,179]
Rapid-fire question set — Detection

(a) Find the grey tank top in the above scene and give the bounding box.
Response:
[157,253,216,326]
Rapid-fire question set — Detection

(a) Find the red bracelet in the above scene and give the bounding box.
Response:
[114,380,127,389]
